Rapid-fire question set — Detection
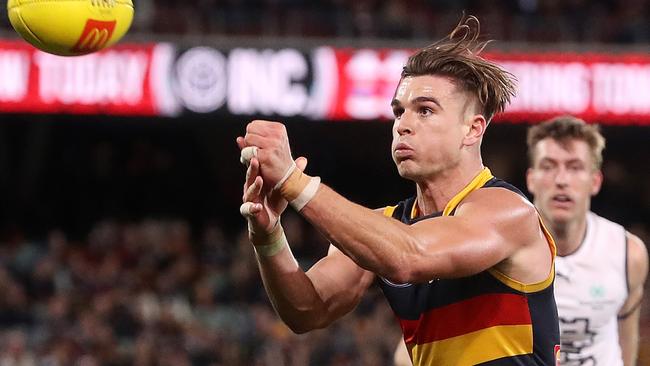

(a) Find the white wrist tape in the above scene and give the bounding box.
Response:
[278,166,321,212]
[250,221,287,257]
[254,229,288,257]
[289,176,321,211]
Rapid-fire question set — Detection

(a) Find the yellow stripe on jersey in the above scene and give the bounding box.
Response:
[383,205,397,218]
[410,200,419,220]
[488,263,554,293]
[442,167,494,217]
[410,324,533,366]
[405,167,495,220]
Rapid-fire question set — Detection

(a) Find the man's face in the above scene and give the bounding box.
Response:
[526,138,603,225]
[390,75,475,181]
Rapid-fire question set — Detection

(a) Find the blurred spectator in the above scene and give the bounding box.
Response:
[0,329,36,366]
[3,0,650,44]
[0,218,400,365]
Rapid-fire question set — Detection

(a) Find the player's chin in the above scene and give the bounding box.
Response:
[547,208,575,224]
[396,162,418,180]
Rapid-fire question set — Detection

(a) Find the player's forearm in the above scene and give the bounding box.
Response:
[254,245,331,333]
[300,184,421,283]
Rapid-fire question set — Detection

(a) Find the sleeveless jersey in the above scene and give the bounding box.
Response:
[554,212,628,366]
[378,168,560,366]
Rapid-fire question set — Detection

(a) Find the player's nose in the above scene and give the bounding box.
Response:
[395,115,414,135]
[554,167,569,187]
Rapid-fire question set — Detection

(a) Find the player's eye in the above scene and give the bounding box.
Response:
[567,163,585,171]
[539,162,554,171]
[418,107,433,116]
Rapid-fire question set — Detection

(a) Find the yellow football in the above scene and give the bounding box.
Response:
[7,0,134,56]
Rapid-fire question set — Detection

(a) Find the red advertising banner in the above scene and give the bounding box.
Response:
[491,52,650,125]
[326,48,650,125]
[0,40,174,116]
[2,38,650,125]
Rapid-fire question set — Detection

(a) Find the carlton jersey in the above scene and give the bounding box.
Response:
[378,168,560,366]
[554,212,628,366]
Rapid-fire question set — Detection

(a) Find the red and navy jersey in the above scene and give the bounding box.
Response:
[379,168,560,365]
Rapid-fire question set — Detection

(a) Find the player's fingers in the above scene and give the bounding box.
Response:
[243,134,269,150]
[239,202,263,217]
[240,176,264,218]
[295,156,308,172]
[240,146,258,166]
[236,136,246,150]
[246,120,278,136]
[243,176,263,202]
[245,158,259,189]
[240,202,254,217]
[251,176,263,198]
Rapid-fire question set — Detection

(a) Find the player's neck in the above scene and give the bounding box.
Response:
[550,215,588,256]
[415,162,485,215]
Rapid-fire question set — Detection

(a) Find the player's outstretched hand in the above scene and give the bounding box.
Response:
[239,152,307,239]
[238,120,297,190]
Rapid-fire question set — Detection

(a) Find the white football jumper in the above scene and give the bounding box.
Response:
[554,211,628,366]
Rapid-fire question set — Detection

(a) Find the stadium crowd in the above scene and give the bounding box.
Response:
[0,213,400,365]
[1,0,649,43]
[124,0,650,43]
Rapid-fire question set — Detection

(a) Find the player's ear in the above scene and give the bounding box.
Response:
[590,169,603,196]
[462,114,487,146]
[526,168,536,194]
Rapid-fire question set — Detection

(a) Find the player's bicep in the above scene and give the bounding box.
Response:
[305,245,375,321]
[404,189,539,280]
[407,214,509,278]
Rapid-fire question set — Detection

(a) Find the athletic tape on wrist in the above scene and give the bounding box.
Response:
[251,222,287,257]
[289,176,320,211]
[254,230,287,257]
[279,168,321,212]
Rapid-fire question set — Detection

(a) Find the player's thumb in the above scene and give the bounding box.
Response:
[295,156,308,172]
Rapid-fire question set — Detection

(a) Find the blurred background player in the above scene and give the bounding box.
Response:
[526,115,648,366]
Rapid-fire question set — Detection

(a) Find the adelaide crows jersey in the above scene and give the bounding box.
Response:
[379,168,560,365]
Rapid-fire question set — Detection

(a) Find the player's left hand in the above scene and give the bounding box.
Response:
[238,120,296,190]
[239,153,308,239]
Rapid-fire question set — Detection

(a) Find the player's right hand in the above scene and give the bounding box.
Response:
[240,155,307,240]
[238,120,297,190]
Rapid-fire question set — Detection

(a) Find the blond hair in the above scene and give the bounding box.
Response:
[401,15,516,122]
[527,115,606,170]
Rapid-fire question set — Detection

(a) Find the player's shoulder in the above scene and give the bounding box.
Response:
[455,186,541,249]
[627,231,648,253]
[591,210,650,285]
[374,207,390,214]
[458,184,536,220]
[587,211,625,231]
